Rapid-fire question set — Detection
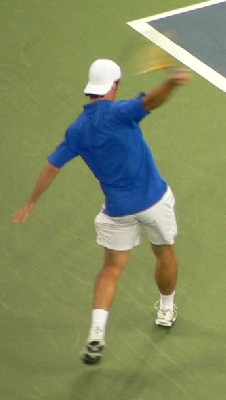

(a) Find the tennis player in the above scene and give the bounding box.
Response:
[12,59,191,365]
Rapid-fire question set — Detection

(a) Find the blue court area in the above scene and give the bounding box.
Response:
[1,1,226,400]
[150,2,226,77]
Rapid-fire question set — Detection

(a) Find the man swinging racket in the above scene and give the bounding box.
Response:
[13,59,191,364]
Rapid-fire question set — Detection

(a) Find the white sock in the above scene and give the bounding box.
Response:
[90,309,109,333]
[160,291,175,311]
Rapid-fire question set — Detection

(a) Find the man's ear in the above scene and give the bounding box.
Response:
[112,81,119,91]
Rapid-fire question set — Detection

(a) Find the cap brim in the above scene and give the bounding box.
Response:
[84,82,113,95]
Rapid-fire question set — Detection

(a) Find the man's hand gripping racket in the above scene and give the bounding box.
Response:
[121,31,191,84]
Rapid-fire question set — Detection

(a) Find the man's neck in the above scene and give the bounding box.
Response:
[89,86,118,103]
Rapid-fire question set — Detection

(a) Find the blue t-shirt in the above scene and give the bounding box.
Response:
[48,94,167,216]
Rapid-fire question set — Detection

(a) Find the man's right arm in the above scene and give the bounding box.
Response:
[143,69,191,111]
[12,163,60,224]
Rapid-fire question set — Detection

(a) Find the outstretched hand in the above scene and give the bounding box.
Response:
[12,163,60,224]
[12,203,36,224]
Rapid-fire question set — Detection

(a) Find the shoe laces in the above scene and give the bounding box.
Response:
[154,301,177,314]
[88,327,105,344]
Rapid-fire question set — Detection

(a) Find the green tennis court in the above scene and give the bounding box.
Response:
[1,1,226,399]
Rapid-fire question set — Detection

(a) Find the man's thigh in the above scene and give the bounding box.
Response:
[95,212,141,251]
[137,187,178,245]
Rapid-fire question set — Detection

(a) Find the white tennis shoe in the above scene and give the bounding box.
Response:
[81,328,105,365]
[155,302,178,327]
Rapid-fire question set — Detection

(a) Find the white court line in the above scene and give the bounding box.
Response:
[129,0,226,23]
[127,0,226,93]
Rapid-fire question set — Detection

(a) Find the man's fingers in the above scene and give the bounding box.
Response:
[12,204,36,224]
[12,209,25,224]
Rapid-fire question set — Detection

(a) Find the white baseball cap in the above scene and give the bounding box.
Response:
[84,59,122,96]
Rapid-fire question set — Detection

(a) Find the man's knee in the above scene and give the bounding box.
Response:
[151,244,176,260]
[103,248,130,271]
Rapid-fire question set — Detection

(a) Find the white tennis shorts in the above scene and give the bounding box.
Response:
[94,187,178,251]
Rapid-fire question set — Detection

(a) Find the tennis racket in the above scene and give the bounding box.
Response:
[120,30,181,76]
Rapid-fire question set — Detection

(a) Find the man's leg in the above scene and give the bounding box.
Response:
[152,244,178,327]
[152,244,178,295]
[82,248,130,364]
[94,248,130,310]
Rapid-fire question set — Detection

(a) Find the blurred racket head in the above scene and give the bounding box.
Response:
[135,43,175,74]
[120,30,181,76]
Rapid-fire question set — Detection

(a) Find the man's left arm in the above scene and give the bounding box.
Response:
[12,125,80,224]
[12,163,60,224]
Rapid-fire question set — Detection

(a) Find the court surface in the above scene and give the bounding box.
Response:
[128,0,226,92]
[1,1,226,399]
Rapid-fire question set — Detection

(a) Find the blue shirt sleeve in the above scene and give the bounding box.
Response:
[48,126,80,168]
[111,93,150,124]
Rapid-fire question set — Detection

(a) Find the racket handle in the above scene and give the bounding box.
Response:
[170,68,191,85]
[170,67,190,74]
